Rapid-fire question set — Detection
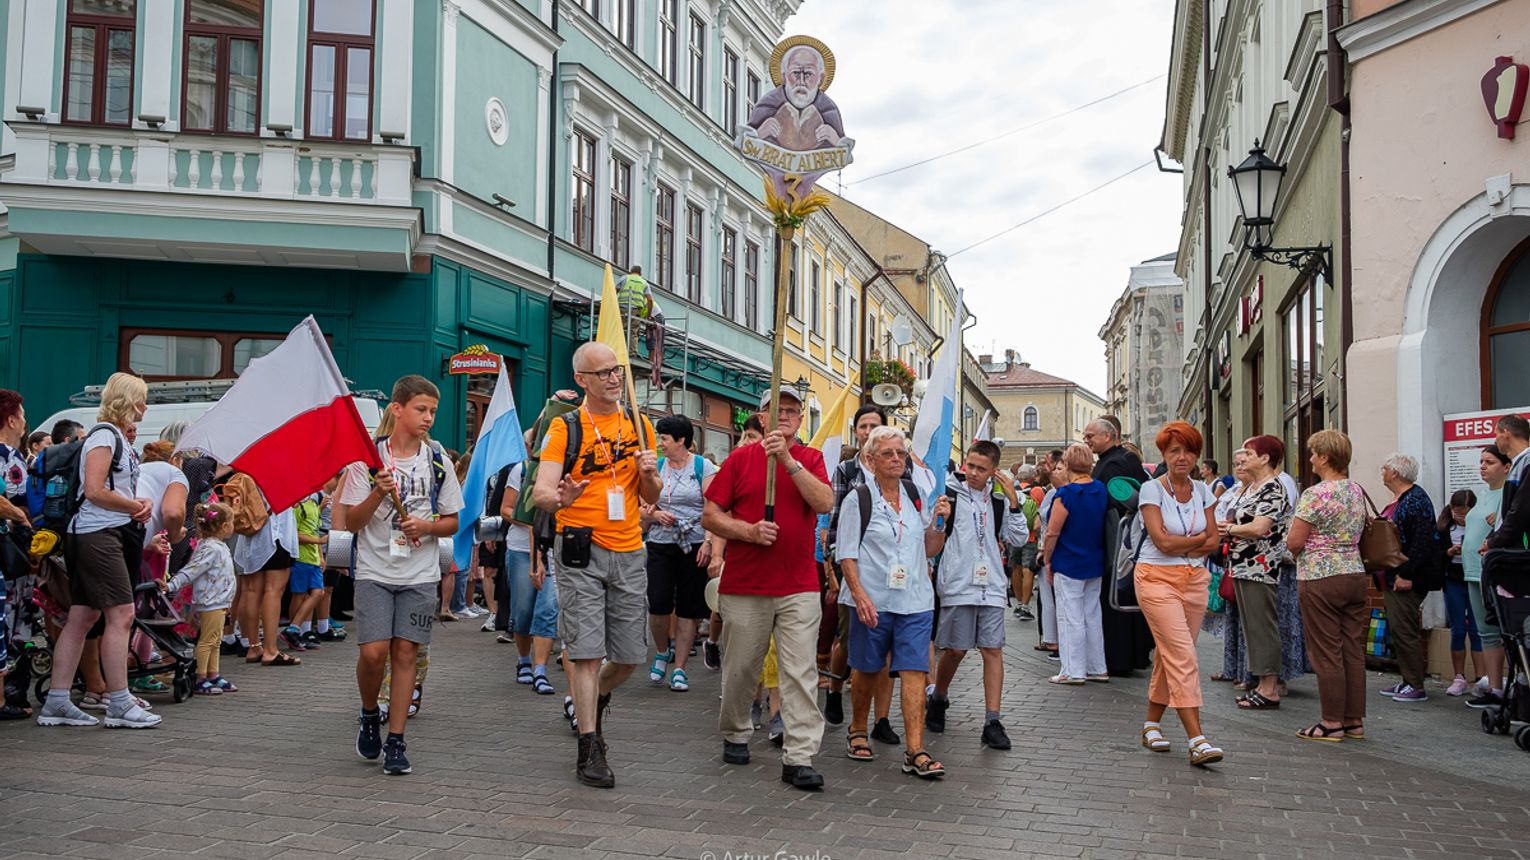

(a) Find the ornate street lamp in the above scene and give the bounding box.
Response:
[791,375,811,400]
[1228,140,1332,281]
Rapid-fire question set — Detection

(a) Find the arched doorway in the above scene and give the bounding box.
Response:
[1482,237,1530,408]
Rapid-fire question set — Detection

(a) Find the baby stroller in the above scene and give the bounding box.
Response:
[1480,549,1530,748]
[28,557,199,704]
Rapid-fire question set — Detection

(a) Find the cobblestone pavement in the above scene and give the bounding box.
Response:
[2,611,1528,860]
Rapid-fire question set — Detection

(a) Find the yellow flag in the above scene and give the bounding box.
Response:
[594,263,631,365]
[809,381,857,462]
[593,263,648,447]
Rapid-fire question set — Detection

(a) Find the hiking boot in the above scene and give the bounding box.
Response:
[823,691,844,726]
[781,764,825,790]
[981,719,1012,750]
[596,691,612,741]
[382,735,411,775]
[356,709,383,760]
[576,732,615,788]
[926,696,949,734]
[871,717,901,745]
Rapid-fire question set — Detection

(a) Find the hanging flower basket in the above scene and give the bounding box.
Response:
[864,358,915,392]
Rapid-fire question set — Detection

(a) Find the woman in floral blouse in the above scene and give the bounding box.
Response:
[1286,430,1369,742]
[1220,435,1292,710]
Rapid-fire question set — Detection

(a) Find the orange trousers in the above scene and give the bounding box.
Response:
[1134,563,1209,709]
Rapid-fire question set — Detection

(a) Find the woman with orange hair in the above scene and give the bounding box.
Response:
[1134,421,1222,766]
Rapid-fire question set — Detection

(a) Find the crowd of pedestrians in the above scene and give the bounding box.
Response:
[4,359,1526,791]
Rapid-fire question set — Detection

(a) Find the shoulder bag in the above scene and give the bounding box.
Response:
[1358,485,1408,571]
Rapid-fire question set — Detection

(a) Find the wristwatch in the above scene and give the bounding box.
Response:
[786,460,803,476]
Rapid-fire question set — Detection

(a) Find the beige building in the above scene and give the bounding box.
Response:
[982,351,1106,466]
[1099,253,1184,448]
[1161,0,1347,483]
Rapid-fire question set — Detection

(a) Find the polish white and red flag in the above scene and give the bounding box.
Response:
[174,315,382,512]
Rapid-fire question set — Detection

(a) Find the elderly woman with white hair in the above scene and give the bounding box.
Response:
[1377,452,1442,704]
[836,425,951,779]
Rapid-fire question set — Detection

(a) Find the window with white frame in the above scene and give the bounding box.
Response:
[612,0,635,49]
[833,282,844,350]
[658,0,679,85]
[723,48,739,134]
[744,240,760,329]
[687,13,706,109]
[655,184,676,292]
[809,261,821,334]
[571,130,597,253]
[721,227,738,320]
[747,69,761,112]
[788,244,799,319]
[609,154,632,270]
[685,202,704,304]
[848,294,858,356]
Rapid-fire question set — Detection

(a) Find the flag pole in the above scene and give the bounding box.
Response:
[764,224,796,522]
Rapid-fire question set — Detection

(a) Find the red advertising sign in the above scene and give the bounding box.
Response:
[1442,407,1530,494]
[447,345,503,375]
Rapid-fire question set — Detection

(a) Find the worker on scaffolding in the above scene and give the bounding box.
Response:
[615,264,666,387]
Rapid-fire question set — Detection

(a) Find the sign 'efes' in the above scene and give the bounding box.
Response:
[736,35,855,226]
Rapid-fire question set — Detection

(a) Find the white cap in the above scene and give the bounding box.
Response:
[759,386,805,410]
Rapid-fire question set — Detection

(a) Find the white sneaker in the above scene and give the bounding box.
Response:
[37,699,100,727]
[480,620,496,632]
[104,703,163,729]
[1476,676,1491,696]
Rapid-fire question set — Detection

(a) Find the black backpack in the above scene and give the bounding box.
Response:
[28,422,124,531]
[855,478,924,542]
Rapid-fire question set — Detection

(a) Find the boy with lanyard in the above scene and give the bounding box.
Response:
[336,375,464,776]
[926,441,1029,748]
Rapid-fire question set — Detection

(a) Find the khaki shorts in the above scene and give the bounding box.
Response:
[556,538,647,665]
[66,526,141,610]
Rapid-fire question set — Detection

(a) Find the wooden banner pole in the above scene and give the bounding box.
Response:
[764,223,796,522]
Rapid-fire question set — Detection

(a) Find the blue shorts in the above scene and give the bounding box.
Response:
[289,562,325,594]
[848,609,934,674]
[506,550,559,639]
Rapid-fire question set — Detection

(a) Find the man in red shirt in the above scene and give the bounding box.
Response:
[703,386,834,790]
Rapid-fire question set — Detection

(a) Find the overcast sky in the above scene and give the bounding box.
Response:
[785,0,1182,396]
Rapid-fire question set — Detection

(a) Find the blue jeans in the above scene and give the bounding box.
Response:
[1443,577,1482,652]
[450,563,471,614]
[505,550,560,639]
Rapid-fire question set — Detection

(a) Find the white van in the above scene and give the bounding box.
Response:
[39,379,385,453]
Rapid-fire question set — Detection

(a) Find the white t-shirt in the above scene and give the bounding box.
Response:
[502,462,532,554]
[137,461,189,547]
[71,424,139,534]
[1138,476,1217,567]
[339,442,465,587]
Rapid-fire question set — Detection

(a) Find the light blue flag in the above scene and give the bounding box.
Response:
[910,292,963,508]
[453,366,528,571]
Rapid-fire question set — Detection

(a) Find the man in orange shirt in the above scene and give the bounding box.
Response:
[534,342,659,788]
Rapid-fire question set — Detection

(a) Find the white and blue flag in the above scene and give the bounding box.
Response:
[453,366,528,571]
[910,292,963,507]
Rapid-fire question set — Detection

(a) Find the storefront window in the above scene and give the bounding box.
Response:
[1283,275,1326,485]
[123,329,326,380]
[233,337,283,374]
[128,334,221,378]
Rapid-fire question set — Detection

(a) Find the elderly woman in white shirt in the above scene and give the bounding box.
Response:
[836,426,951,779]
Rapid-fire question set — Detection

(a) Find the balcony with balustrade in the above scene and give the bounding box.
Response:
[1,121,421,271]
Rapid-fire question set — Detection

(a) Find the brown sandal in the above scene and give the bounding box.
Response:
[845,731,875,761]
[261,652,301,667]
[902,749,945,779]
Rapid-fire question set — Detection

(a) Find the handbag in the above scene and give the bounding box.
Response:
[1358,486,1408,571]
[1218,566,1237,602]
